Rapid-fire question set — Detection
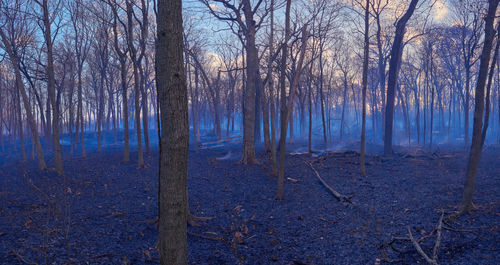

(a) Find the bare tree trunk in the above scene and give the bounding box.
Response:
[262,75,271,151]
[241,0,257,164]
[16,82,26,161]
[360,0,369,175]
[137,0,150,154]
[308,76,312,153]
[277,17,308,200]
[319,45,327,144]
[193,67,200,151]
[77,56,86,156]
[0,16,47,170]
[277,0,292,200]
[268,0,277,174]
[340,76,348,141]
[157,0,188,262]
[125,0,144,167]
[376,13,386,143]
[110,2,130,162]
[460,0,499,213]
[383,0,419,156]
[482,22,500,147]
[429,43,435,150]
[38,0,63,174]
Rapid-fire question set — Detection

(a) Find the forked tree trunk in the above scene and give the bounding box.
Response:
[277,0,292,200]
[110,2,130,162]
[39,0,64,175]
[460,0,499,213]
[277,19,308,200]
[126,0,144,168]
[384,0,419,156]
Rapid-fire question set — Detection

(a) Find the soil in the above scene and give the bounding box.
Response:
[0,138,499,264]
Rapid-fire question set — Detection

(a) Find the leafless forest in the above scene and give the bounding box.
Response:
[0,0,499,264]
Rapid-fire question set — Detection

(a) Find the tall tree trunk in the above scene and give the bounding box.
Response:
[319,45,327,144]
[126,0,144,167]
[268,0,277,174]
[277,18,308,200]
[157,0,188,263]
[383,0,419,156]
[262,74,271,151]
[460,0,499,213]
[39,0,64,174]
[16,82,26,161]
[481,21,500,147]
[360,0,369,175]
[110,3,130,162]
[340,76,348,140]
[241,0,257,164]
[0,19,47,170]
[277,0,292,200]
[376,14,386,142]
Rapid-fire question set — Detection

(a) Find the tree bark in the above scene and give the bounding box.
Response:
[157,0,188,264]
[240,0,258,164]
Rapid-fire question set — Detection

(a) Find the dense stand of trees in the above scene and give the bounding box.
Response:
[1,0,500,262]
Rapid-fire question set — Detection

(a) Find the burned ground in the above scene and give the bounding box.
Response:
[0,140,499,264]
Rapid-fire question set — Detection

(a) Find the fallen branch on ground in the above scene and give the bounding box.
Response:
[407,212,443,265]
[66,253,112,264]
[303,159,352,204]
[187,231,225,241]
[286,177,298,183]
[9,249,37,265]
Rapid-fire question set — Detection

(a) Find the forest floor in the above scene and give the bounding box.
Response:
[0,137,499,264]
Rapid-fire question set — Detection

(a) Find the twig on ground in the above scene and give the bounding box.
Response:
[65,253,112,264]
[187,231,225,241]
[9,249,38,265]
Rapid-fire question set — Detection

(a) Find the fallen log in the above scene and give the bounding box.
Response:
[303,159,352,204]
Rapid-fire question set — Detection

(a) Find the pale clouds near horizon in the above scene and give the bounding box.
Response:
[433,0,449,21]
